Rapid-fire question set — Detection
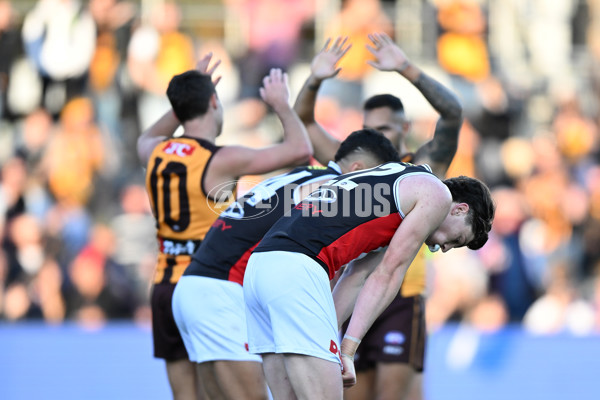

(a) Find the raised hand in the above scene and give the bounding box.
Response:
[311,37,351,80]
[366,32,409,72]
[196,52,222,86]
[259,68,290,111]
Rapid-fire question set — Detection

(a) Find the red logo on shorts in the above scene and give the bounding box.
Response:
[329,340,339,355]
[245,343,249,351]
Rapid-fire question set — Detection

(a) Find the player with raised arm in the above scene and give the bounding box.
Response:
[137,53,312,400]
[172,129,400,400]
[293,33,463,399]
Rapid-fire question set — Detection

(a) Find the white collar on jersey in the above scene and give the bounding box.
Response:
[328,161,342,174]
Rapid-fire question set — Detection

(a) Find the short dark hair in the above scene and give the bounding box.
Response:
[166,71,215,123]
[334,128,400,164]
[443,176,495,250]
[363,94,404,113]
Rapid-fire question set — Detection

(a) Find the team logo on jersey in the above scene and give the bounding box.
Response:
[162,142,196,157]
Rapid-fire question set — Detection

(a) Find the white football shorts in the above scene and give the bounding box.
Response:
[243,251,341,364]
[172,275,262,364]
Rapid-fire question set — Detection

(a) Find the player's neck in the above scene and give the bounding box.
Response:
[181,116,220,142]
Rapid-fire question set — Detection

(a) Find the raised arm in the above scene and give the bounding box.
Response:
[210,68,313,179]
[293,37,351,165]
[339,176,451,386]
[366,33,463,178]
[136,53,222,165]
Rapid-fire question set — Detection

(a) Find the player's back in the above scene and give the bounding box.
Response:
[146,136,235,284]
[255,162,434,278]
[184,162,342,285]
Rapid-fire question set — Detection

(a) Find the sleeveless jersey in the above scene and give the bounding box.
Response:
[145,136,235,284]
[184,162,342,285]
[255,162,434,279]
[399,153,427,297]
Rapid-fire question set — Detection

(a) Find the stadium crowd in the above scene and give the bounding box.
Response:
[0,0,599,338]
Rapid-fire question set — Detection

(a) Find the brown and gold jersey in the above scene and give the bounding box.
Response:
[399,153,426,297]
[145,136,235,284]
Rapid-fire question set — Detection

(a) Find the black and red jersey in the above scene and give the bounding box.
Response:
[254,162,434,279]
[183,162,342,285]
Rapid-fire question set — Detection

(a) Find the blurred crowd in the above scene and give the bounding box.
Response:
[0,0,599,336]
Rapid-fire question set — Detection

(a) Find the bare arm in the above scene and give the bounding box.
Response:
[367,33,463,178]
[210,68,313,180]
[136,53,222,165]
[136,109,179,165]
[332,249,385,328]
[339,176,451,385]
[293,37,351,165]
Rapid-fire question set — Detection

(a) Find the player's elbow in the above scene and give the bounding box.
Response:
[289,142,314,165]
[444,97,463,121]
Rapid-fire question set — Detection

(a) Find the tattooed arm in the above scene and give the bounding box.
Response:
[366,33,463,178]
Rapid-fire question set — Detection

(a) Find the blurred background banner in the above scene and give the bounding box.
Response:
[1,322,599,400]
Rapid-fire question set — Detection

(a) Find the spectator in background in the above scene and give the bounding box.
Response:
[435,0,490,83]
[484,187,537,321]
[63,223,136,326]
[1,214,46,321]
[30,258,65,323]
[22,0,96,116]
[15,108,53,174]
[323,0,393,109]
[88,0,137,176]
[0,0,22,120]
[40,97,105,208]
[224,0,316,127]
[109,183,157,309]
[127,1,194,132]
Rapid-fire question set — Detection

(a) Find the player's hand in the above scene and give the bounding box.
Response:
[366,32,410,73]
[311,37,351,80]
[259,68,290,111]
[196,52,222,86]
[340,353,357,388]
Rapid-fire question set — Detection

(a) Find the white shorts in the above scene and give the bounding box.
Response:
[172,275,262,364]
[243,251,341,364]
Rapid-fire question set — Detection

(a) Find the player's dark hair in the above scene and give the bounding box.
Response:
[334,128,400,164]
[167,71,215,123]
[363,94,404,113]
[443,176,495,250]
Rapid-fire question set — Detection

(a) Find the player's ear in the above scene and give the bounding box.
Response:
[349,161,365,172]
[452,202,469,216]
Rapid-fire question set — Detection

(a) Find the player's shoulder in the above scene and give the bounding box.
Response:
[399,172,449,198]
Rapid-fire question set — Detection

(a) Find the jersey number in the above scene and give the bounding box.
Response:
[150,157,190,232]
